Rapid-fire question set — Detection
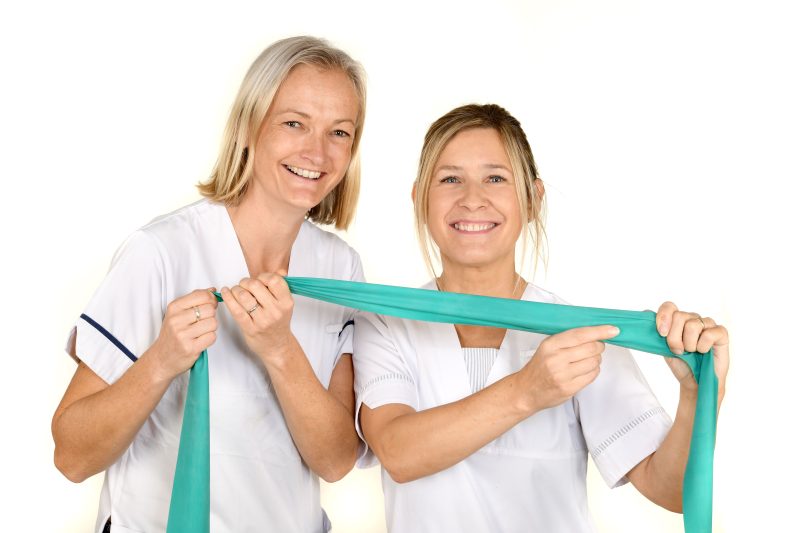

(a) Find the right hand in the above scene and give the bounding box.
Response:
[518,325,620,413]
[145,288,219,381]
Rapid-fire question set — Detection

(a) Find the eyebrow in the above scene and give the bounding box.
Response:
[276,108,356,126]
[435,164,512,172]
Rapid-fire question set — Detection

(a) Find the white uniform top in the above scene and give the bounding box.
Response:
[353,282,672,533]
[67,199,363,533]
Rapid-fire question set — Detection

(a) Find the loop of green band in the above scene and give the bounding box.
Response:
[167,277,715,533]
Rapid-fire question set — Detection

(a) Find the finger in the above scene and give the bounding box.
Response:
[548,325,619,350]
[666,311,697,355]
[187,315,218,338]
[568,354,602,378]
[221,286,251,326]
[560,341,606,363]
[569,364,601,392]
[696,324,728,354]
[181,303,218,326]
[656,301,678,337]
[257,272,292,302]
[231,284,260,315]
[169,288,219,313]
[240,277,277,308]
[682,316,706,353]
[192,330,218,353]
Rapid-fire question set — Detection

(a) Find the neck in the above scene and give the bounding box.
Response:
[226,187,306,275]
[438,256,525,299]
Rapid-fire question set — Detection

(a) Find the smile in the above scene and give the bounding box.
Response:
[284,164,323,180]
[451,222,498,233]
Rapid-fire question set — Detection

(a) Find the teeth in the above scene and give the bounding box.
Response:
[286,165,322,179]
[453,222,496,232]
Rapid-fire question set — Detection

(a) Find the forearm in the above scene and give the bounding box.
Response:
[52,355,171,482]
[263,338,359,482]
[370,373,531,483]
[635,383,725,512]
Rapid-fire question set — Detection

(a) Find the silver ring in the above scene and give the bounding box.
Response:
[193,306,201,323]
[247,303,259,315]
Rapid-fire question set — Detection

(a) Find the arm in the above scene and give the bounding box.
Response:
[360,325,621,483]
[627,301,729,512]
[52,289,219,482]
[222,274,358,482]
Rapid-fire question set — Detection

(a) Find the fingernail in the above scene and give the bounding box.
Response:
[658,322,668,336]
[608,326,620,337]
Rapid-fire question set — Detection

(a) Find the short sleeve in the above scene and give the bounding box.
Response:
[576,344,672,488]
[67,230,166,384]
[333,249,365,360]
[352,311,418,467]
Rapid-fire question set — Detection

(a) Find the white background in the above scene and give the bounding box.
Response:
[1,0,797,531]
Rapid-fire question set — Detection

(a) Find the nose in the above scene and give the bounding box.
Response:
[299,129,326,168]
[458,180,488,210]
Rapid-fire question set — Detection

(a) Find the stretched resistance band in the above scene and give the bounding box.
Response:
[166,277,717,533]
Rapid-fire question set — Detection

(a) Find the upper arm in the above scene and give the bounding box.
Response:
[359,402,416,458]
[328,353,355,415]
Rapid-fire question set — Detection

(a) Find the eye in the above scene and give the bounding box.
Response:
[332,129,351,138]
[487,175,506,183]
[440,176,460,184]
[284,120,302,128]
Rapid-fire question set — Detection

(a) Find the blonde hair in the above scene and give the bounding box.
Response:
[413,103,547,277]
[198,36,367,229]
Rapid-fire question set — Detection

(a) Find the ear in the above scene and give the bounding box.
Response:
[534,178,545,199]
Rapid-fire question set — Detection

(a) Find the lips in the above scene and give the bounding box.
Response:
[284,164,323,180]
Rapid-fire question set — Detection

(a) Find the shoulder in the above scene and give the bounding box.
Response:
[138,199,216,246]
[296,220,362,278]
[522,283,570,305]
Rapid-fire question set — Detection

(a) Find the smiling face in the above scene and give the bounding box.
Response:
[427,127,523,271]
[249,64,359,216]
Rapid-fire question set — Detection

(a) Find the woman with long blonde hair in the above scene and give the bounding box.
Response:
[52,36,367,532]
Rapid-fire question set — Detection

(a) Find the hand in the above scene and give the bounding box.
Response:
[517,325,620,413]
[656,301,730,394]
[146,288,219,381]
[221,273,296,363]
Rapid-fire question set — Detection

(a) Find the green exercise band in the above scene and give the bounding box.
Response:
[166,277,716,533]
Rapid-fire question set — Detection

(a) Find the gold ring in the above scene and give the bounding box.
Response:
[696,316,706,329]
[193,306,201,323]
[247,303,259,315]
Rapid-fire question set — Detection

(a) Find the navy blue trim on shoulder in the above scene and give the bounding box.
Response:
[80,314,138,362]
[338,319,355,338]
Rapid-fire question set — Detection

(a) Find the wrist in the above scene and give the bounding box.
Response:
[258,333,298,371]
[509,372,539,417]
[138,347,178,387]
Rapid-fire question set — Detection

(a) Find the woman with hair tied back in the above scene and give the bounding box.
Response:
[354,104,730,532]
[52,36,366,532]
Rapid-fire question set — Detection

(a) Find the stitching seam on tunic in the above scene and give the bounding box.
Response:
[590,406,667,458]
[359,372,414,395]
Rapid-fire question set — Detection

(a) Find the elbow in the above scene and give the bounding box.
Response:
[377,448,419,484]
[317,447,358,483]
[319,461,353,483]
[663,497,683,514]
[53,448,91,484]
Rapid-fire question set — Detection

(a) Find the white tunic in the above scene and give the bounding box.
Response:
[353,282,671,533]
[67,199,363,533]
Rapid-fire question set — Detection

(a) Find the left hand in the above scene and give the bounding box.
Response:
[655,301,730,394]
[221,273,296,362]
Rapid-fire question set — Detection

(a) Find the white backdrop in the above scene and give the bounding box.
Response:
[1,0,797,531]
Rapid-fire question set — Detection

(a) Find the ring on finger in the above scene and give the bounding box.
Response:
[247,303,259,315]
[696,316,706,329]
[193,306,201,324]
